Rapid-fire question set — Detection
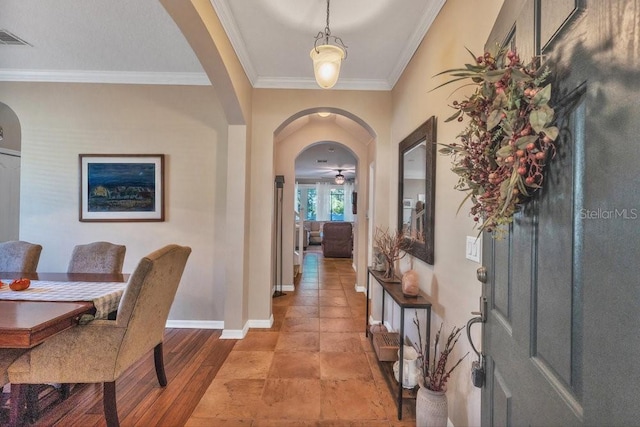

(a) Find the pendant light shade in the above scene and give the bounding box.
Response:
[311,0,347,89]
[335,170,345,185]
[310,44,345,89]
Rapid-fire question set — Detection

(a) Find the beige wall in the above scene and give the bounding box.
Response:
[390,0,503,425]
[0,81,229,323]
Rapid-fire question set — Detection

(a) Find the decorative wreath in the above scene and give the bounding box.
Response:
[435,46,558,238]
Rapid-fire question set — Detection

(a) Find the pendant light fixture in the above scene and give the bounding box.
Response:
[310,0,347,89]
[335,169,346,185]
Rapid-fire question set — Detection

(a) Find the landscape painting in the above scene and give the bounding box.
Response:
[80,154,165,222]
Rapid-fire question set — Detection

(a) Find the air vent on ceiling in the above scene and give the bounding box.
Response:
[0,30,31,46]
[316,159,328,163]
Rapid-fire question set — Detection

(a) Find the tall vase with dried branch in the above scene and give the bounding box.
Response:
[373,227,412,280]
[412,312,469,427]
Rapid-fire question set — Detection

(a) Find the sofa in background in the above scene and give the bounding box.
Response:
[321,222,353,258]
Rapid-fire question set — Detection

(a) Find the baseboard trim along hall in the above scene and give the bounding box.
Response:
[166,320,224,329]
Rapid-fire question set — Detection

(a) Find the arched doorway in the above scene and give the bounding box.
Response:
[274,109,375,294]
[294,141,357,269]
[0,102,22,241]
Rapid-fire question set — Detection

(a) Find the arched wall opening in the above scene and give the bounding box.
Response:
[274,109,376,294]
[0,102,22,241]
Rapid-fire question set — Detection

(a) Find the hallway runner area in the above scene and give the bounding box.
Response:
[186,252,417,426]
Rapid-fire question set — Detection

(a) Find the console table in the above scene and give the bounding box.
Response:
[366,267,432,420]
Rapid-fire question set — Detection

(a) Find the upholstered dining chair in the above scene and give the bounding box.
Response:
[67,241,126,274]
[0,349,27,409]
[0,240,43,273]
[8,244,192,427]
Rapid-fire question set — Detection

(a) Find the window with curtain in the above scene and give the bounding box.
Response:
[297,182,355,222]
[329,188,344,221]
[296,185,317,220]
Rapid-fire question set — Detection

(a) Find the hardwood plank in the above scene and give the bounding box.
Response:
[14,328,234,427]
[127,332,234,426]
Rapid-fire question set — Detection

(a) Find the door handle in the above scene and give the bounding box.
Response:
[466,316,483,359]
[475,266,488,322]
[467,266,488,388]
[466,316,485,388]
[476,266,487,283]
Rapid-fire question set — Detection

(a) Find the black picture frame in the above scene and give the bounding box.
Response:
[79,154,165,222]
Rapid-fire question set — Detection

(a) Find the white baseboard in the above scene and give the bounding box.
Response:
[165,320,223,329]
[354,283,366,293]
[248,314,274,329]
[220,329,245,339]
[273,284,294,293]
[221,315,275,339]
[166,315,274,339]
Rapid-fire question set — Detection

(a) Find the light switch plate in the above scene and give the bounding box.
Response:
[466,236,481,263]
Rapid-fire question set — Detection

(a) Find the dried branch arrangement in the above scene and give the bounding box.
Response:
[373,227,412,279]
[413,311,469,392]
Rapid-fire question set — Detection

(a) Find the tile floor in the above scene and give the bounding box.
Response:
[186,250,417,426]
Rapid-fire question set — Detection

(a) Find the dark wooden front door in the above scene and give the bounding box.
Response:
[482,1,640,425]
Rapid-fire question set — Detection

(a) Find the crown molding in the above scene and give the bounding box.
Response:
[254,76,391,91]
[210,0,258,86]
[388,0,446,88]
[0,69,211,85]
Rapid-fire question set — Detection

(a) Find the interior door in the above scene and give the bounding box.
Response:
[481,0,640,425]
[0,151,20,241]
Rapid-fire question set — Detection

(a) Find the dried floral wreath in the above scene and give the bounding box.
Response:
[435,46,558,237]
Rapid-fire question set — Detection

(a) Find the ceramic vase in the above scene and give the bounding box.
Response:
[415,387,447,427]
[401,269,419,297]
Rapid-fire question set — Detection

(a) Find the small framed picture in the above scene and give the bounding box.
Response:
[79,154,165,222]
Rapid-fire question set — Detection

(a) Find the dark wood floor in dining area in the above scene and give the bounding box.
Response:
[1,328,235,427]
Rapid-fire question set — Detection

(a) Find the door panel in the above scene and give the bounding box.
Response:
[483,0,640,425]
[534,87,586,398]
[540,0,583,52]
[491,366,512,427]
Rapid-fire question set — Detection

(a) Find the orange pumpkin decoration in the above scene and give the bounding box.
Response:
[10,278,31,291]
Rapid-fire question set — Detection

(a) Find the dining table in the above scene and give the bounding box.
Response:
[0,272,129,349]
[0,272,130,425]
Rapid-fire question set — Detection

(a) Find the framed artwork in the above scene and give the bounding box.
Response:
[79,154,165,222]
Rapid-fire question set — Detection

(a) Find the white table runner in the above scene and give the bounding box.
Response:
[0,280,127,320]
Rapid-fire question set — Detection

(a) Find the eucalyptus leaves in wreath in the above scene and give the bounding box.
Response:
[435,46,558,238]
